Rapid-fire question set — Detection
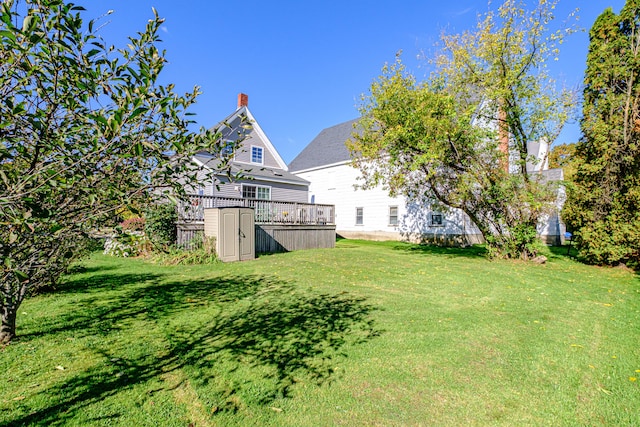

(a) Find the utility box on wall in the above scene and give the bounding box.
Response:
[203,207,255,262]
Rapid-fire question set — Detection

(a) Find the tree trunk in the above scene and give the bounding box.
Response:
[0,302,18,345]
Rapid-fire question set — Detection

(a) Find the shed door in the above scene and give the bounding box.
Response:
[239,209,255,261]
[220,210,239,262]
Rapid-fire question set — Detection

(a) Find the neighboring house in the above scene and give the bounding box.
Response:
[190,93,310,203]
[289,118,565,245]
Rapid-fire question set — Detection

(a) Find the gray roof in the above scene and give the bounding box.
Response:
[193,153,309,186]
[289,118,361,172]
[229,163,309,186]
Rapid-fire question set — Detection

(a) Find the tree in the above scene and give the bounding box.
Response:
[563,1,640,266]
[349,0,574,259]
[0,0,235,344]
[548,142,576,179]
[548,142,576,169]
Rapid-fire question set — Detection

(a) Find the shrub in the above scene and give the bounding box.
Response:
[145,203,177,250]
[120,217,146,232]
[575,219,640,268]
[103,231,149,257]
[153,236,218,265]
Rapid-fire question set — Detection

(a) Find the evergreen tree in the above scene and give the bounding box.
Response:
[564,1,640,266]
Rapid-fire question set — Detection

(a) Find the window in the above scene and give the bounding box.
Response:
[431,213,443,226]
[389,206,398,226]
[355,207,363,225]
[242,185,270,200]
[242,185,255,199]
[257,186,270,200]
[251,146,263,164]
[221,140,234,158]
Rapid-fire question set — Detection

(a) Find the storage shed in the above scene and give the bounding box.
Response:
[203,207,255,262]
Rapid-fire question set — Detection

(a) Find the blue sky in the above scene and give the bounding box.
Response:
[90,1,625,164]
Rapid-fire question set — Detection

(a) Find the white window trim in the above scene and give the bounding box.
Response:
[241,183,271,200]
[250,145,264,165]
[430,213,444,227]
[388,205,398,227]
[355,207,363,226]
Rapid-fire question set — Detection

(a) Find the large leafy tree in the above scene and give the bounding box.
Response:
[0,0,233,343]
[563,1,640,266]
[349,0,573,259]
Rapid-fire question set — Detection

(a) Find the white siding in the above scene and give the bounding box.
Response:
[294,162,562,245]
[296,163,402,234]
[295,163,482,242]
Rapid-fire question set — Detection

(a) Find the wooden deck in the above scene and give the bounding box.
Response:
[178,195,335,225]
[176,196,336,253]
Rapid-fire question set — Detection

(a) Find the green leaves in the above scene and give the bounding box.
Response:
[0,0,230,343]
[564,1,640,266]
[353,1,571,260]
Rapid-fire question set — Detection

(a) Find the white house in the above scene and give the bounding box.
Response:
[289,119,565,245]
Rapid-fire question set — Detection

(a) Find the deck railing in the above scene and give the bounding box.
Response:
[177,195,335,225]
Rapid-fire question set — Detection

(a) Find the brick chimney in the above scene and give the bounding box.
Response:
[237,93,248,109]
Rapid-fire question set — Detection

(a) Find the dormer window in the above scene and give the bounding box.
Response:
[251,146,263,164]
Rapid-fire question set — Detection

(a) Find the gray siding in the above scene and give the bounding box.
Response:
[256,224,336,252]
[211,177,308,203]
[217,114,280,169]
[232,132,280,168]
[270,182,309,202]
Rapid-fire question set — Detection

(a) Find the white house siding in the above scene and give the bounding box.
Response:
[536,177,567,245]
[295,162,399,239]
[294,162,483,245]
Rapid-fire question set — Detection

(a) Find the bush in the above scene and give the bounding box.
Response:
[153,236,218,265]
[145,203,177,250]
[103,231,149,257]
[575,218,640,268]
[485,223,544,260]
[120,217,145,232]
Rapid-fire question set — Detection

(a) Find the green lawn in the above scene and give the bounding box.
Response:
[1,240,639,426]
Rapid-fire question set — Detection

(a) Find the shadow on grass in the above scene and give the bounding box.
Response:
[6,272,378,426]
[392,243,488,258]
[65,264,118,276]
[546,244,579,261]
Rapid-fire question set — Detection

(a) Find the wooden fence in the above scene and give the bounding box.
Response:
[176,222,205,250]
[177,195,335,225]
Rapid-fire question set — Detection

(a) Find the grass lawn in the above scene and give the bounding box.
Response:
[1,239,639,426]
